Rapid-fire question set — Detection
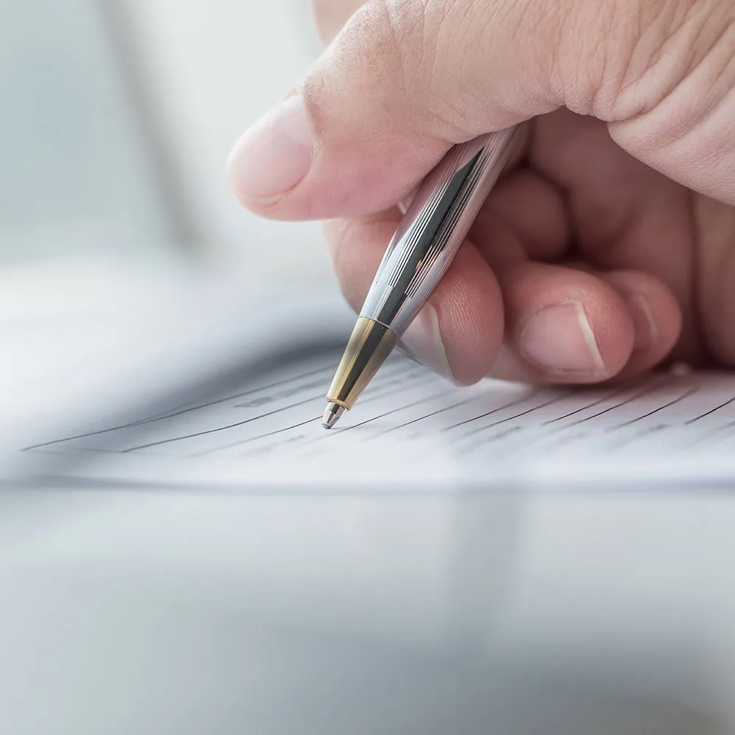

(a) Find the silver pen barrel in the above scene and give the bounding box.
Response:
[360,126,522,334]
[324,126,522,426]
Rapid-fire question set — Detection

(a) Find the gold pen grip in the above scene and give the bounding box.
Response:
[326,317,399,410]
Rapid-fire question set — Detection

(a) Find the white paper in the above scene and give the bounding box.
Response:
[0,261,352,477]
[7,263,735,490]
[20,345,735,488]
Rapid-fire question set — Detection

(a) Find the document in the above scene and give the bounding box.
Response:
[20,344,735,488]
[7,265,735,489]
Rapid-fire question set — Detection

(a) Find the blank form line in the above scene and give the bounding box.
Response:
[565,382,661,427]
[191,417,320,457]
[274,390,455,453]
[338,391,452,433]
[329,369,431,416]
[26,358,417,453]
[232,360,414,409]
[358,366,426,405]
[372,396,480,436]
[483,384,658,453]
[440,391,539,432]
[684,395,735,424]
[141,362,334,421]
[542,385,632,425]
[689,418,735,447]
[121,395,321,452]
[460,393,571,439]
[23,363,335,451]
[605,387,698,432]
[295,378,455,449]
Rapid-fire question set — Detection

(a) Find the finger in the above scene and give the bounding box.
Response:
[487,263,683,383]
[599,270,682,377]
[471,166,571,264]
[327,209,636,385]
[327,210,680,385]
[530,111,702,359]
[487,261,636,383]
[229,0,735,221]
[607,2,735,206]
[230,0,562,219]
[324,213,504,385]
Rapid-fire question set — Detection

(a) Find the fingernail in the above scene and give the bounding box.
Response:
[400,305,455,382]
[227,94,313,205]
[519,302,605,374]
[626,293,656,353]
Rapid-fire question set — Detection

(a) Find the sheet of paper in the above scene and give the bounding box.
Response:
[19,345,735,488]
[0,261,352,474]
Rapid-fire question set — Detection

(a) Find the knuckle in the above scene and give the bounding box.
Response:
[546,0,631,115]
[533,0,727,120]
[598,0,735,121]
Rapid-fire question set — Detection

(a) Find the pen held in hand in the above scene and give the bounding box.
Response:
[323,126,523,429]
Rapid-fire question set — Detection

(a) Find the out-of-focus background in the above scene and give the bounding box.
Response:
[1,0,330,281]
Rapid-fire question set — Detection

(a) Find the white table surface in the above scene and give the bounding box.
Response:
[0,482,733,734]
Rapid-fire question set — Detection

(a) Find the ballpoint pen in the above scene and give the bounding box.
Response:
[322,126,523,429]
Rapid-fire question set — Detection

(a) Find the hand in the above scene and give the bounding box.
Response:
[228,0,735,386]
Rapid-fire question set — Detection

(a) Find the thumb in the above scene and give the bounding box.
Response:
[228,0,735,219]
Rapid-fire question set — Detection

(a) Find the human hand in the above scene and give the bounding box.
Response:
[228,0,735,386]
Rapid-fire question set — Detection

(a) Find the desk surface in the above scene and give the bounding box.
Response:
[0,483,733,734]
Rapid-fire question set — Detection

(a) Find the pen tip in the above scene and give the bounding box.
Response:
[322,402,344,430]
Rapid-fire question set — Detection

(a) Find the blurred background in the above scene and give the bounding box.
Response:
[1,0,330,281]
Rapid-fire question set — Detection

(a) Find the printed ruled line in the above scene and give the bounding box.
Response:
[191,417,320,457]
[542,385,632,425]
[371,395,480,436]
[26,357,419,455]
[358,365,427,405]
[23,362,334,451]
[563,382,661,427]
[684,394,735,424]
[279,389,456,453]
[209,365,431,457]
[605,387,698,432]
[338,391,452,433]
[120,395,321,452]
[689,418,735,447]
[144,362,335,420]
[292,377,453,449]
[440,390,539,432]
[460,392,571,440]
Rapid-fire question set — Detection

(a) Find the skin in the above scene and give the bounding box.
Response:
[229,0,735,387]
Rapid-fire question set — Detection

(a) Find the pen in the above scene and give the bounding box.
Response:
[322,126,523,429]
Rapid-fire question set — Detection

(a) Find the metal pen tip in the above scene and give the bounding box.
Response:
[322,402,345,430]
